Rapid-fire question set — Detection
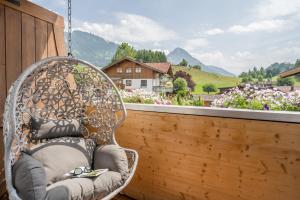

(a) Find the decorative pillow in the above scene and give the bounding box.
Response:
[94,145,129,177]
[29,137,96,185]
[12,153,47,200]
[31,118,82,140]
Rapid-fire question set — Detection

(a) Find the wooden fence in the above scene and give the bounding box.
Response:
[0,0,66,197]
[116,110,300,200]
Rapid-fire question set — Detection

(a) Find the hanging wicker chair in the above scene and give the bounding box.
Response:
[3,57,138,200]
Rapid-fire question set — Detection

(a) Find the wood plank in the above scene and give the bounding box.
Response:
[116,110,300,200]
[5,6,21,92]
[0,0,64,27]
[47,23,57,57]
[0,4,6,127]
[22,13,35,71]
[35,18,48,60]
[53,25,66,56]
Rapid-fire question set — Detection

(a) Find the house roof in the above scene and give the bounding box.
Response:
[145,63,171,74]
[102,57,171,74]
[280,66,300,78]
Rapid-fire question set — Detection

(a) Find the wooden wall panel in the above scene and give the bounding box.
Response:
[35,18,48,60]
[53,25,67,56]
[22,13,35,70]
[116,110,300,200]
[0,5,6,126]
[0,0,66,197]
[47,23,57,57]
[5,7,21,92]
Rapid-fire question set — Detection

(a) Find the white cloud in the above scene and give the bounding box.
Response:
[204,28,224,35]
[74,13,177,44]
[184,38,209,51]
[152,49,170,55]
[228,19,286,33]
[191,46,300,75]
[255,0,300,19]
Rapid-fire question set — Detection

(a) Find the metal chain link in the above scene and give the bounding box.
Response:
[67,0,72,57]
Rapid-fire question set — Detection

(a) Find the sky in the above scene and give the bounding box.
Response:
[32,0,300,75]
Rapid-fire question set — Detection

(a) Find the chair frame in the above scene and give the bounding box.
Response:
[3,57,138,200]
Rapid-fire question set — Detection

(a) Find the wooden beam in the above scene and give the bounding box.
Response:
[0,0,64,28]
[280,66,300,78]
[5,6,22,92]
[22,13,35,70]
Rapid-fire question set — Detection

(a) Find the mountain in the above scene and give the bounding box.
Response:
[167,47,205,66]
[167,48,235,77]
[70,30,118,67]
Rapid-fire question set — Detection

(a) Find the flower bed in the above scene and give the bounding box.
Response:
[120,89,172,105]
[212,84,300,111]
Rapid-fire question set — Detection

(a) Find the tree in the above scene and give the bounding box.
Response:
[174,78,188,96]
[174,70,196,91]
[136,49,167,63]
[192,65,202,70]
[258,75,264,82]
[295,59,300,67]
[111,43,137,62]
[179,59,188,66]
[202,83,217,94]
[277,77,295,86]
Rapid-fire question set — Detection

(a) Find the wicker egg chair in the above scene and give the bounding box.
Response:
[3,57,138,200]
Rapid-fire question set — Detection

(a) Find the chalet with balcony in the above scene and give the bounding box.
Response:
[102,57,173,92]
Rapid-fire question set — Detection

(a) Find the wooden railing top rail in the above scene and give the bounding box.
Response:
[125,103,300,123]
[0,0,64,27]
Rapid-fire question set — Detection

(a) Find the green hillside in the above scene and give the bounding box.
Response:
[172,66,240,94]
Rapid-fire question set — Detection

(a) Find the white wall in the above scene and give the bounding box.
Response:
[123,79,154,92]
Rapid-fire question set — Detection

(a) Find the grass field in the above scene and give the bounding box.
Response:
[172,66,240,94]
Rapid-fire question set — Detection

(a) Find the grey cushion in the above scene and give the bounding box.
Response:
[31,118,82,140]
[46,171,122,200]
[45,186,69,200]
[93,171,122,198]
[12,153,47,200]
[94,145,129,177]
[47,178,94,200]
[29,137,96,185]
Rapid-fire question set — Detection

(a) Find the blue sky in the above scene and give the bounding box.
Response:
[32,0,300,74]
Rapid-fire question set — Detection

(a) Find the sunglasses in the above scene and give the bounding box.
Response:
[73,166,91,176]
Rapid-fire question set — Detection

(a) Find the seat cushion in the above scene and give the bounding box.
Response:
[29,137,96,185]
[47,178,94,200]
[31,118,82,140]
[46,171,122,200]
[45,186,70,200]
[12,153,47,200]
[93,171,122,199]
[94,145,129,177]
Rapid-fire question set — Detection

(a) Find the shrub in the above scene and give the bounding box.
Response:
[174,78,188,96]
[277,77,295,86]
[174,70,196,91]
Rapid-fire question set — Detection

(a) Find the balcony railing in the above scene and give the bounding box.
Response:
[116,103,300,200]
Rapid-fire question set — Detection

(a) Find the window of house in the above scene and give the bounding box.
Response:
[125,80,132,86]
[126,68,132,73]
[136,67,142,73]
[141,80,147,88]
[117,67,122,73]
